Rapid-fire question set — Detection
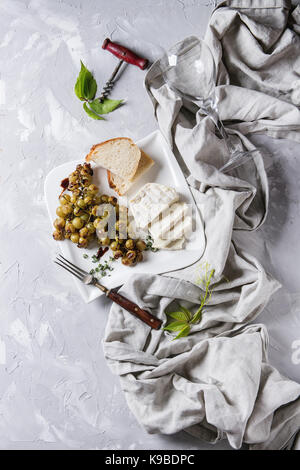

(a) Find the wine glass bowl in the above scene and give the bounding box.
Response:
[161,36,216,103]
[160,36,256,174]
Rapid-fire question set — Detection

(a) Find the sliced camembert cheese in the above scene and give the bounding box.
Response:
[151,215,192,249]
[152,238,185,250]
[129,183,179,230]
[149,202,190,241]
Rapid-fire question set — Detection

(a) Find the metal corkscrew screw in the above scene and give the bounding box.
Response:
[99,79,115,102]
[100,38,149,102]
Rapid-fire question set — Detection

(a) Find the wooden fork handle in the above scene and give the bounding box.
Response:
[107,290,162,330]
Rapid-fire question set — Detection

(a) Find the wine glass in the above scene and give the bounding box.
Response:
[160,36,255,173]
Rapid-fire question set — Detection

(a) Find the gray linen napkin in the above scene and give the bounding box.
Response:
[103,270,299,449]
[103,0,300,449]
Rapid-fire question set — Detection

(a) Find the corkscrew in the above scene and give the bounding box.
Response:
[100,38,149,102]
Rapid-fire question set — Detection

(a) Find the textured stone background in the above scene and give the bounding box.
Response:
[0,0,299,450]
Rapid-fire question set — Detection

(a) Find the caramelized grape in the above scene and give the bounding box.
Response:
[114,250,123,259]
[59,194,71,205]
[70,233,79,244]
[100,237,110,246]
[110,241,119,251]
[125,239,135,250]
[136,240,147,251]
[54,217,65,230]
[53,230,64,241]
[79,227,89,238]
[72,217,84,229]
[56,206,64,218]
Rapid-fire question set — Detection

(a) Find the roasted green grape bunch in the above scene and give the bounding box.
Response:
[52,162,146,266]
[52,163,99,249]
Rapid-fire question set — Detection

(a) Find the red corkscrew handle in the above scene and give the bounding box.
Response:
[102,38,148,70]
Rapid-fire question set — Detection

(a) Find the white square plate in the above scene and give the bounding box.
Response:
[45,130,205,302]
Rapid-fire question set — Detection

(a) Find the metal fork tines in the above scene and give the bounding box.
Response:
[54,253,162,329]
[54,254,89,282]
[54,254,108,294]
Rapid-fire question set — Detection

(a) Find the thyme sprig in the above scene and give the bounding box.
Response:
[145,234,159,252]
[82,253,115,278]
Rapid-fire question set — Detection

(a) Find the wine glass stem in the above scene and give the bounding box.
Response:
[201,102,235,156]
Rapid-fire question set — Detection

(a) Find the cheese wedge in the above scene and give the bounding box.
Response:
[151,215,192,249]
[152,238,185,250]
[129,183,179,230]
[149,202,190,240]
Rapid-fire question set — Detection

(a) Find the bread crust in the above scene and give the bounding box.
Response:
[85,137,135,162]
[107,170,123,196]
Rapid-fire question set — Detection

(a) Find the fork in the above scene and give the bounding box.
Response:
[54,254,162,330]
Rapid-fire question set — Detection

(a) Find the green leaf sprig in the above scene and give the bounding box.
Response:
[145,234,159,252]
[74,61,123,120]
[164,264,215,340]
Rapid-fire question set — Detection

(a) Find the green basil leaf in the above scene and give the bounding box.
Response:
[83,103,104,120]
[163,320,187,332]
[75,61,88,100]
[89,98,123,115]
[167,310,190,322]
[174,324,190,340]
[84,73,97,101]
[75,61,97,101]
[74,67,85,100]
[179,305,193,321]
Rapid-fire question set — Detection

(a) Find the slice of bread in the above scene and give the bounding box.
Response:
[86,137,141,182]
[107,150,154,196]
